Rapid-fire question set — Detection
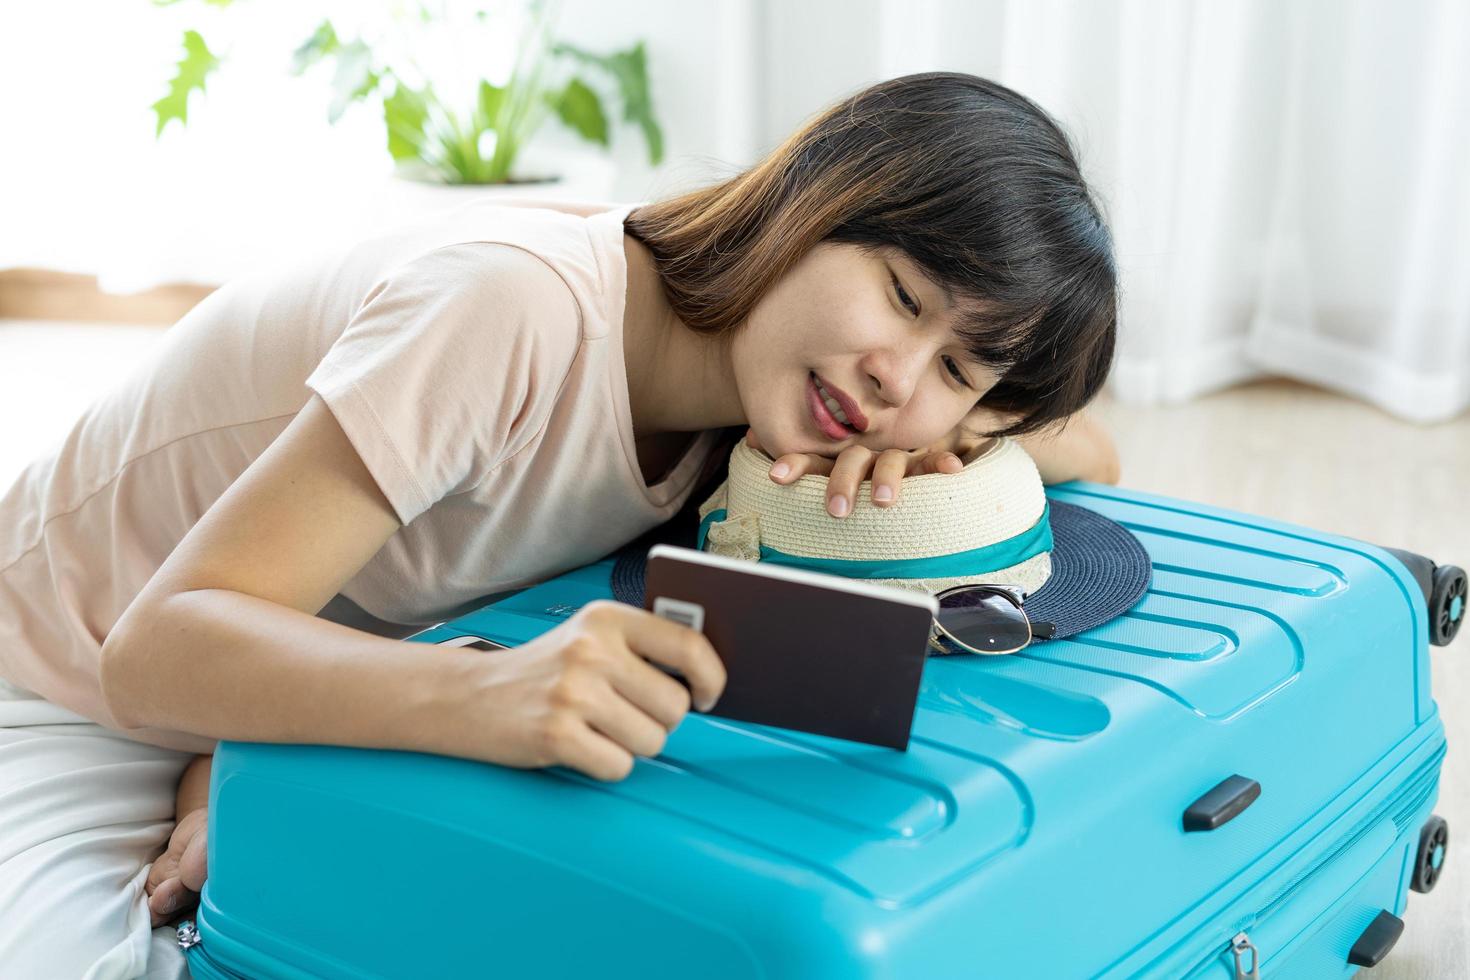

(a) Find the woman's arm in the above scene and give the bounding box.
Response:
[99,394,478,755]
[148,753,213,927]
[1012,408,1121,486]
[103,391,726,781]
[176,753,213,817]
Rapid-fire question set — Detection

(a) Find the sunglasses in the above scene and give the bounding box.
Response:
[926,583,1056,656]
[435,584,1055,659]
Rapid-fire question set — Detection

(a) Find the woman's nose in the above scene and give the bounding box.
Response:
[861,347,928,408]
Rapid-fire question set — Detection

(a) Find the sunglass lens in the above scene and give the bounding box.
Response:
[936,588,1031,653]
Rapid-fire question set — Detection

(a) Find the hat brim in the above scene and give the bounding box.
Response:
[608,498,1151,643]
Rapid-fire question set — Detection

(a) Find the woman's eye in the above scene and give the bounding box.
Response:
[891,274,920,316]
[944,356,971,388]
[889,270,962,387]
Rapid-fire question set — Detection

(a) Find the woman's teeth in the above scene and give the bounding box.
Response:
[815,378,853,427]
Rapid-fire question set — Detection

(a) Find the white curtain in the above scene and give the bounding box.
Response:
[982,0,1470,422]
[759,0,1470,423]
[4,0,1466,422]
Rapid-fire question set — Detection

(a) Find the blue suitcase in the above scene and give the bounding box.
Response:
[177,481,1461,978]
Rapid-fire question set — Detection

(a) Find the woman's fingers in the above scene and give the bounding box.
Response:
[144,807,209,927]
[145,849,176,895]
[820,446,877,517]
[178,821,208,893]
[750,424,973,518]
[763,445,967,516]
[918,451,965,476]
[148,876,197,928]
[749,428,833,484]
[148,879,177,927]
[549,716,638,783]
[582,672,677,760]
[605,650,698,732]
[591,602,727,714]
[868,450,917,507]
[766,452,833,484]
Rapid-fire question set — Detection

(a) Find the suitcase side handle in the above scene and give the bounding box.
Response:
[1347,909,1405,967]
[1182,774,1261,832]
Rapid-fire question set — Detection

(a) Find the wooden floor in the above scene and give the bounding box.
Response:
[1,320,1466,975]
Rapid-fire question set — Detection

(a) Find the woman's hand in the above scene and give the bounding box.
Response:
[745,427,992,518]
[427,601,727,783]
[146,805,207,928]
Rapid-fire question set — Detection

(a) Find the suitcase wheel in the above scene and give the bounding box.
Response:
[1429,565,1465,647]
[1411,814,1449,894]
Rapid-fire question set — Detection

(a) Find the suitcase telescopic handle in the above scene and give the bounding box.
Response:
[1182,775,1261,832]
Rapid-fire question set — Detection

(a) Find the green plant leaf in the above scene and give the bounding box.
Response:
[553,40,663,164]
[547,76,608,146]
[326,39,379,124]
[290,20,339,76]
[383,82,430,162]
[436,111,475,183]
[473,79,506,135]
[150,29,222,138]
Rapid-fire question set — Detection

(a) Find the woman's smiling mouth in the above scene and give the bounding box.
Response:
[808,371,858,440]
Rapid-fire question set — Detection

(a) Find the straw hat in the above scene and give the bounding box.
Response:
[610,435,1150,644]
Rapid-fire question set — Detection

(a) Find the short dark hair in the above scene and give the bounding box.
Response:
[626,71,1117,442]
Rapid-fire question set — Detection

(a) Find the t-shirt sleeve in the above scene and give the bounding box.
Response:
[304,242,582,526]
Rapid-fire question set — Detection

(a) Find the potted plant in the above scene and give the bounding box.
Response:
[148,0,664,193]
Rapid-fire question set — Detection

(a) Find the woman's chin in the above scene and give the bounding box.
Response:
[743,426,779,459]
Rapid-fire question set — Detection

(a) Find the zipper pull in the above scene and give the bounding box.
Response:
[1232,931,1261,979]
[176,919,202,951]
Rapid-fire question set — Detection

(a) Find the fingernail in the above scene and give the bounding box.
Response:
[160,896,178,914]
[829,495,849,517]
[873,485,893,502]
[770,462,790,479]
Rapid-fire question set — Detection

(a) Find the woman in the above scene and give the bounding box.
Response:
[0,71,1118,977]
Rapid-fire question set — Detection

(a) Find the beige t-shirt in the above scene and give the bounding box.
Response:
[0,199,722,753]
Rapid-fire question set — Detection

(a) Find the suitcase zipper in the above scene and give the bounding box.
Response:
[175,919,252,980]
[175,919,201,950]
[1181,741,1444,978]
[1231,932,1260,979]
[1250,746,1442,925]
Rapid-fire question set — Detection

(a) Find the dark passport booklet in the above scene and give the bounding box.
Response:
[644,544,938,750]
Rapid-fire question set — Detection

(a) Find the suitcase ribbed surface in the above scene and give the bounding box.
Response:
[193,482,1447,979]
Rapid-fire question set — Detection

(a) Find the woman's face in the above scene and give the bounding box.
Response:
[730,241,1010,460]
